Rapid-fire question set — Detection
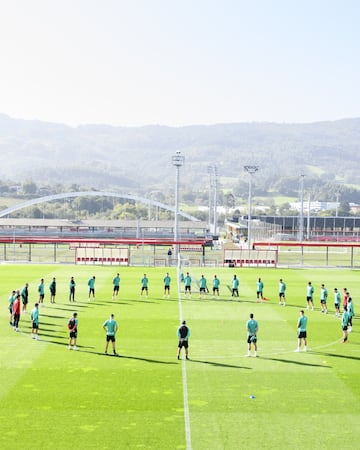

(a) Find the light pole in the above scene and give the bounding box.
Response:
[208,166,213,232]
[213,165,218,237]
[172,151,185,259]
[244,165,259,249]
[299,174,305,242]
[208,165,219,236]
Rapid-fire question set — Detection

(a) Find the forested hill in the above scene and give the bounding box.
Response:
[0,114,359,196]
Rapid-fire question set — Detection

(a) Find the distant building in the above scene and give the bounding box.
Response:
[290,201,339,213]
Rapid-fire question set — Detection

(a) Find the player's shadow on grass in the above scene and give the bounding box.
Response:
[130,299,157,304]
[88,301,130,306]
[38,327,67,334]
[80,350,177,364]
[38,332,67,339]
[50,305,90,311]
[40,321,63,327]
[190,358,252,370]
[260,356,330,368]
[39,313,67,319]
[313,351,360,361]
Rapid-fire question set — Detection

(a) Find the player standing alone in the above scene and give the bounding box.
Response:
[112,273,120,300]
[256,277,264,302]
[177,320,190,360]
[295,310,308,352]
[68,312,78,350]
[163,272,171,298]
[246,313,258,357]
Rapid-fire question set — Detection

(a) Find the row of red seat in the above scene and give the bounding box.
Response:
[76,257,129,263]
[224,259,276,266]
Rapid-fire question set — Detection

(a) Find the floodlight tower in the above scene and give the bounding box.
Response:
[244,165,259,249]
[172,151,185,259]
[208,165,219,236]
[299,174,305,243]
[213,165,218,236]
[208,166,213,232]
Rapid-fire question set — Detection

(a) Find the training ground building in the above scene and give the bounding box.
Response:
[0,218,210,265]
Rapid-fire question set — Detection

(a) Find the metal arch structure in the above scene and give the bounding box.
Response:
[0,191,200,221]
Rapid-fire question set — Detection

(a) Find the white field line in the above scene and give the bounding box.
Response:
[177,256,192,450]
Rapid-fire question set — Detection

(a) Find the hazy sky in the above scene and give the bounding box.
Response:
[1,0,359,127]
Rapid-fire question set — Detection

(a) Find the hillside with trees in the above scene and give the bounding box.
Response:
[0,114,359,217]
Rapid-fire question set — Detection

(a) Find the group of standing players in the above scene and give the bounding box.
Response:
[7,271,355,359]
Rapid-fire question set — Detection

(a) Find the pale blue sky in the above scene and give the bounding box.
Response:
[0,0,359,126]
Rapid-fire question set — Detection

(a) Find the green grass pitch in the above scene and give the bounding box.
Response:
[0,264,359,449]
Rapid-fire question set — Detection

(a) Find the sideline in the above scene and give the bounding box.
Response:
[177,258,192,450]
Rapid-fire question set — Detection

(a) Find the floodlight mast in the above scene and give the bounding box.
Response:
[244,165,259,249]
[172,151,185,259]
[299,174,305,243]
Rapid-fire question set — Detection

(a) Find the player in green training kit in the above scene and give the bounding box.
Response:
[231,274,239,298]
[246,313,258,357]
[320,283,328,313]
[140,274,149,298]
[103,314,119,355]
[279,279,286,306]
[163,273,171,298]
[30,303,40,340]
[184,272,192,299]
[295,310,308,352]
[306,282,314,310]
[199,275,207,299]
[212,275,220,298]
[38,278,45,306]
[347,295,354,333]
[256,277,264,302]
[88,276,96,302]
[341,306,349,343]
[112,273,120,300]
[334,288,341,317]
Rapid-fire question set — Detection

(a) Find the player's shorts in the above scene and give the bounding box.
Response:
[178,339,188,349]
[279,292,285,298]
[334,303,340,309]
[113,286,119,293]
[298,331,307,339]
[247,335,257,344]
[164,285,170,291]
[213,288,219,294]
[320,299,327,304]
[32,322,39,329]
[39,294,44,301]
[342,325,348,331]
[257,291,263,295]
[70,331,77,338]
[185,286,191,292]
[200,287,206,293]
[89,288,95,295]
[106,335,115,342]
[232,289,239,296]
[141,286,148,292]
[22,298,28,305]
[306,296,313,302]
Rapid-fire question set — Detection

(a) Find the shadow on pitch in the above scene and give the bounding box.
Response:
[312,351,360,361]
[78,350,177,364]
[260,356,331,368]
[36,313,67,319]
[189,358,252,370]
